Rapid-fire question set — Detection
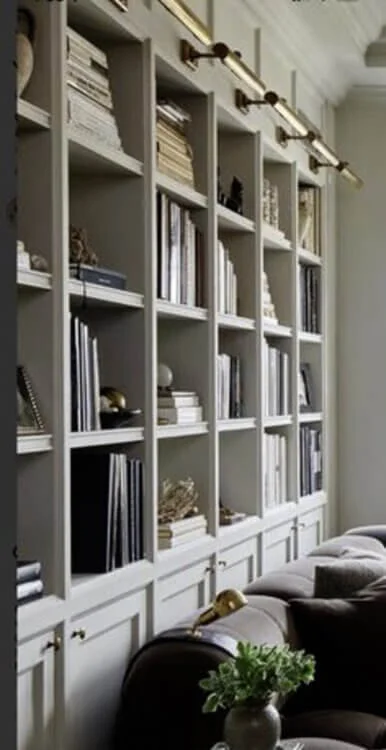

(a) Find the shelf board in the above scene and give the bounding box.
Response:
[70,560,154,609]
[17,99,51,131]
[217,204,255,233]
[263,501,297,526]
[218,313,255,331]
[157,299,208,321]
[218,418,256,432]
[299,331,323,344]
[157,422,208,439]
[157,533,215,572]
[156,171,207,209]
[67,0,142,42]
[298,490,327,512]
[69,280,144,310]
[263,320,292,338]
[219,515,261,543]
[18,595,65,643]
[262,223,292,251]
[70,428,144,448]
[264,415,292,428]
[17,434,53,455]
[297,246,322,266]
[299,411,323,424]
[68,129,143,176]
[18,268,52,291]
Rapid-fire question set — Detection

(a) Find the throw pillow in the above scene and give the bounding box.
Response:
[314,558,386,598]
[285,577,386,720]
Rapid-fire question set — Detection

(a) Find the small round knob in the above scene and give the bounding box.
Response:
[45,636,61,652]
[218,560,227,568]
[71,628,86,641]
[205,565,216,573]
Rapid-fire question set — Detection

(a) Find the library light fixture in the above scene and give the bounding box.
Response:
[157,0,363,188]
[309,155,363,190]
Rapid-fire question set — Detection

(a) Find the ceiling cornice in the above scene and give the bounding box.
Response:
[240,0,386,105]
[344,84,386,104]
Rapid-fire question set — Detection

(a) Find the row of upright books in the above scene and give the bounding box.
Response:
[263,341,290,417]
[156,192,205,307]
[217,354,242,420]
[218,240,238,316]
[71,451,144,574]
[299,265,321,334]
[66,26,122,151]
[71,315,101,432]
[156,101,195,187]
[300,425,323,497]
[17,560,43,606]
[263,433,288,509]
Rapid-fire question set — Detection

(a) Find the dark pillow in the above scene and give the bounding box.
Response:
[314,558,386,598]
[285,576,386,719]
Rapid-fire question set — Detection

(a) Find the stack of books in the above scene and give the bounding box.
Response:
[263,341,290,417]
[67,27,122,151]
[70,314,101,432]
[217,354,242,420]
[158,514,207,550]
[156,100,195,187]
[218,240,238,315]
[157,389,203,426]
[263,271,278,323]
[17,560,43,606]
[71,451,144,573]
[156,191,205,306]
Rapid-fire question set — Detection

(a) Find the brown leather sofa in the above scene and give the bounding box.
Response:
[113,532,386,750]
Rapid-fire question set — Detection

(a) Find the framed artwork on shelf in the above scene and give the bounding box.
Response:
[17,365,45,435]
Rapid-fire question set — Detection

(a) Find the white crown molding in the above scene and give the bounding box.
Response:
[344,84,386,104]
[239,0,386,105]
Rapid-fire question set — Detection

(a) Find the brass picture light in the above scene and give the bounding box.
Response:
[157,0,363,188]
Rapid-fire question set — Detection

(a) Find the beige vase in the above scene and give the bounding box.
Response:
[17,9,35,97]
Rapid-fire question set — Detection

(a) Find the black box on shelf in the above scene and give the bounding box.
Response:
[70,263,126,290]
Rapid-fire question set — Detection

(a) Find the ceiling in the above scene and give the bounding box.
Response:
[243,0,386,102]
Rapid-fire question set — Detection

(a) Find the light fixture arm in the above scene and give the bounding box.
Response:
[235,88,278,113]
[277,126,317,148]
[181,39,230,68]
[309,155,348,174]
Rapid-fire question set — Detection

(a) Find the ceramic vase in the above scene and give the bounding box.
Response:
[17,9,35,97]
[223,701,281,750]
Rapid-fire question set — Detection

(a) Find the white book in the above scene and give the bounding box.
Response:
[158,526,206,549]
[157,406,203,424]
[67,27,108,69]
[92,338,101,431]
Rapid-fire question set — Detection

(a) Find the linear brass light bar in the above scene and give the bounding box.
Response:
[157,0,363,188]
[309,156,363,190]
[158,0,212,46]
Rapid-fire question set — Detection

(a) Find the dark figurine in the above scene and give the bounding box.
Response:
[69,225,99,266]
[217,167,226,205]
[226,176,244,215]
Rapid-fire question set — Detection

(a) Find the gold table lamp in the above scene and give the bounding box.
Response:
[189,589,248,636]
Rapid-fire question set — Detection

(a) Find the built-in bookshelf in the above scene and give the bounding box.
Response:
[16,2,328,749]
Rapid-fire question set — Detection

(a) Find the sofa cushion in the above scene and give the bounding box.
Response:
[286,577,386,719]
[314,558,386,598]
[345,525,386,548]
[308,535,386,558]
[293,740,365,750]
[282,710,386,748]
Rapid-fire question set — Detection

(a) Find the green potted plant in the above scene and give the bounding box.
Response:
[199,641,315,750]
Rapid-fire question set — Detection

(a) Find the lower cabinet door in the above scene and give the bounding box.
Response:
[157,558,212,633]
[297,505,325,556]
[18,629,58,750]
[262,520,295,573]
[67,589,147,750]
[217,538,257,592]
